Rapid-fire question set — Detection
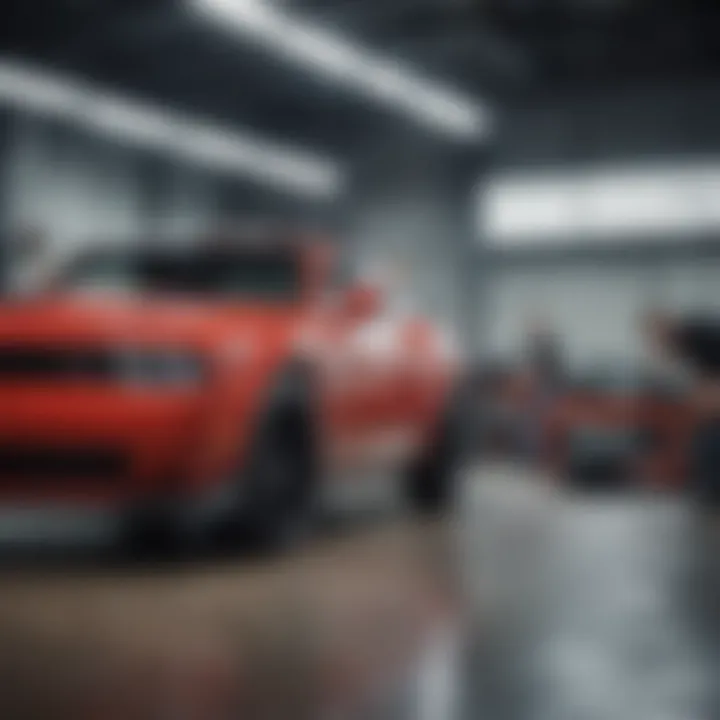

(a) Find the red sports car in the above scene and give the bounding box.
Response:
[0,233,466,551]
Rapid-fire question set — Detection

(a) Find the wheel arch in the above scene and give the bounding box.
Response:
[260,356,321,481]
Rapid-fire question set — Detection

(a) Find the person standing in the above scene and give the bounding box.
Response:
[520,315,566,463]
[644,311,720,513]
[644,310,720,709]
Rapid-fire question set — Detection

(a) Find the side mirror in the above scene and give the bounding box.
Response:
[343,284,383,321]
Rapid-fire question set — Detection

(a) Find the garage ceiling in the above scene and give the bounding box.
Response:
[222,0,720,96]
[3,0,720,155]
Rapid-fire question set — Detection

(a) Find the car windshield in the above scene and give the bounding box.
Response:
[61,246,301,301]
[570,364,685,397]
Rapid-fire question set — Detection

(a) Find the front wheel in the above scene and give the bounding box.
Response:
[228,409,315,553]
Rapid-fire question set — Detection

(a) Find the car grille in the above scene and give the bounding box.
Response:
[569,427,642,459]
[0,446,127,481]
[0,346,116,381]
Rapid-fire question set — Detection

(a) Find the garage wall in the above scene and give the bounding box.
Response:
[486,264,652,365]
[486,256,720,364]
[658,256,720,313]
[481,82,720,365]
[485,252,720,367]
[350,186,461,324]
[347,134,482,342]
[7,119,146,258]
[4,115,230,267]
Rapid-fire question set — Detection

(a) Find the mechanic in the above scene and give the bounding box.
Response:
[644,310,720,679]
[521,315,567,464]
[644,311,720,514]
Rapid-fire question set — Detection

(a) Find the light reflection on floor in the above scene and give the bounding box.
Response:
[0,465,717,720]
[458,465,718,720]
[0,517,457,720]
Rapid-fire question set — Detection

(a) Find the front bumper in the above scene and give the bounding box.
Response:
[0,386,207,503]
[0,483,240,550]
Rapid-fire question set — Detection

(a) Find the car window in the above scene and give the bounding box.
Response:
[62,247,301,301]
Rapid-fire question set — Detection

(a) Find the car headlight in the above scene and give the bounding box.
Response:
[117,350,205,387]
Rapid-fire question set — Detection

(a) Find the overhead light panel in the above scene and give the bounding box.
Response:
[0,60,344,199]
[189,0,491,140]
[481,161,720,246]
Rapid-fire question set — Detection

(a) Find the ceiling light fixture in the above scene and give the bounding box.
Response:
[189,0,491,141]
[481,162,720,245]
[0,59,344,199]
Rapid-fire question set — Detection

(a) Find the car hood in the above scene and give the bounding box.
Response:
[0,294,302,352]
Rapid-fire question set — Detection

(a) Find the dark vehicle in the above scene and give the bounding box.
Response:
[543,364,693,490]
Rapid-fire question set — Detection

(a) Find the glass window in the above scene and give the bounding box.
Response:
[62,245,301,301]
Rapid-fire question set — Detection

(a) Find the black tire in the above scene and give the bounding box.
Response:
[406,395,467,515]
[225,407,315,553]
[566,451,633,492]
[121,501,195,562]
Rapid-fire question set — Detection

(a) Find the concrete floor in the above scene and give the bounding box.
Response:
[0,516,456,720]
[458,466,719,720]
[0,465,717,720]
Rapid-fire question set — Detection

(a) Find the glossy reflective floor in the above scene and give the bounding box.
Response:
[459,467,719,720]
[0,466,717,720]
[0,515,457,720]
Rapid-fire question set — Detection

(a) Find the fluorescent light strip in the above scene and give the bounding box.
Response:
[190,0,491,140]
[481,162,720,246]
[0,60,344,199]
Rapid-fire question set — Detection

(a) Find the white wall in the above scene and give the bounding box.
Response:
[350,194,457,323]
[658,257,720,314]
[479,80,720,365]
[346,137,475,343]
[6,117,223,265]
[485,258,720,367]
[8,120,145,259]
